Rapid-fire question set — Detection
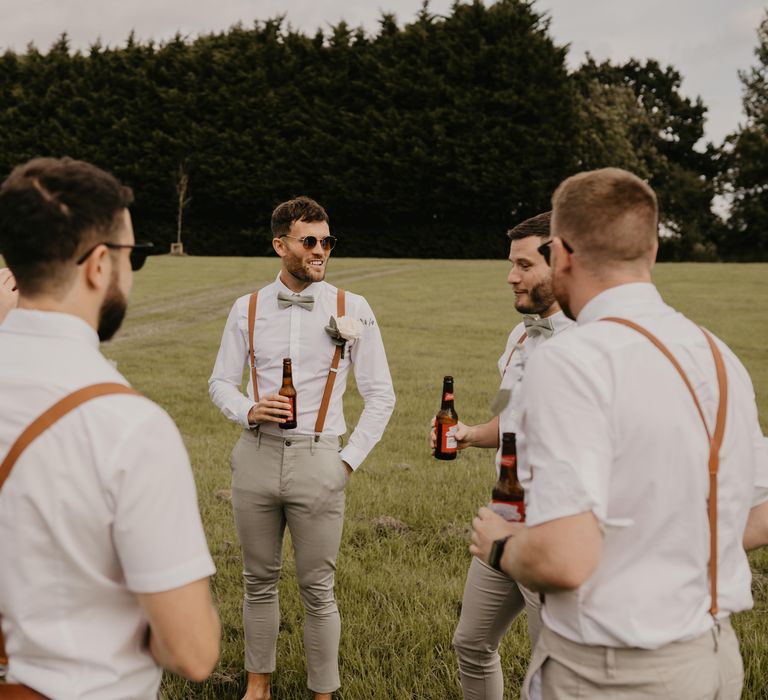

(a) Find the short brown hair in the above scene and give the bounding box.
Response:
[0,157,133,295]
[507,211,551,241]
[271,196,329,237]
[552,168,657,269]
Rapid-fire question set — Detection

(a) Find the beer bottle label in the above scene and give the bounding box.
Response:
[490,500,525,522]
[500,454,515,469]
[281,396,296,427]
[440,424,458,452]
[443,392,454,402]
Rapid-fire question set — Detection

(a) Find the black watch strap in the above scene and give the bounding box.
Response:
[488,535,511,572]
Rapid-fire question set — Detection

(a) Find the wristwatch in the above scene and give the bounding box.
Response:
[488,535,512,572]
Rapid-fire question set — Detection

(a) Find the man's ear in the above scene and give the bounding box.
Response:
[81,244,112,291]
[552,237,572,276]
[649,238,659,267]
[272,237,286,258]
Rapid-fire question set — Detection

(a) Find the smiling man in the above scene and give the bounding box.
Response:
[442,212,574,700]
[209,196,395,700]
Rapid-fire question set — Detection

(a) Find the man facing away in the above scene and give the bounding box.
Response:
[471,167,768,699]
[209,196,395,700]
[0,157,220,699]
[448,212,573,700]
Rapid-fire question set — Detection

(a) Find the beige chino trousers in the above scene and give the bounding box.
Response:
[522,617,743,700]
[452,556,542,700]
[230,429,348,694]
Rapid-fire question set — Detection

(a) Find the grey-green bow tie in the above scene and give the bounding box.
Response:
[522,314,554,338]
[277,291,315,311]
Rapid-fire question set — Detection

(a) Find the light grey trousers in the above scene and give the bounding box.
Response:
[452,556,542,700]
[522,617,743,700]
[230,429,348,694]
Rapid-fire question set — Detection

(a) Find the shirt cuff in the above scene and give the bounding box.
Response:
[340,444,366,471]
[240,401,256,428]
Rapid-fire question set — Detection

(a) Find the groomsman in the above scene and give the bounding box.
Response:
[472,168,768,699]
[441,212,574,700]
[0,157,219,698]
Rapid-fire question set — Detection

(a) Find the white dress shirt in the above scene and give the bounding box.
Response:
[0,310,215,699]
[495,311,574,471]
[209,274,395,470]
[517,283,768,649]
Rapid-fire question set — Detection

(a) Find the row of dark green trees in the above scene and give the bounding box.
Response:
[0,0,766,260]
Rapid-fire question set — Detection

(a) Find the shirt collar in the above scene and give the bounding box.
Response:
[273,273,325,299]
[0,308,100,348]
[546,309,573,332]
[577,282,665,324]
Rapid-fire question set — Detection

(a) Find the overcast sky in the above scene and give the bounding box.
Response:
[0,0,764,145]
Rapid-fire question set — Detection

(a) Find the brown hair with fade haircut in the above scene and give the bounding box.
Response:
[552,167,658,271]
[271,196,329,237]
[0,157,134,296]
[507,211,551,241]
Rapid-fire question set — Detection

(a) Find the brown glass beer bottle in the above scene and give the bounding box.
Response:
[490,432,525,521]
[279,357,297,429]
[434,375,459,460]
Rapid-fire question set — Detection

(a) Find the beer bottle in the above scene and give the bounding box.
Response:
[279,357,297,430]
[490,432,525,521]
[434,375,459,460]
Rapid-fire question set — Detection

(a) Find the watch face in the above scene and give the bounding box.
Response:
[489,537,507,572]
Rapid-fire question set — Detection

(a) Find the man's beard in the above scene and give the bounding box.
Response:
[284,252,325,284]
[515,278,557,315]
[98,274,128,342]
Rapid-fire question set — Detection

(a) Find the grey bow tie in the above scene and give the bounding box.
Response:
[277,291,315,311]
[522,315,555,338]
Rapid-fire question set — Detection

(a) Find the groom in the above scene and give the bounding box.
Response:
[209,196,395,700]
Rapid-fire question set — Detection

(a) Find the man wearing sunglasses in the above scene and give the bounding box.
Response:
[443,211,574,700]
[0,157,220,698]
[471,168,768,699]
[209,196,395,700]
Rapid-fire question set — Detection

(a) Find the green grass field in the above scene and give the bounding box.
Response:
[101,257,768,699]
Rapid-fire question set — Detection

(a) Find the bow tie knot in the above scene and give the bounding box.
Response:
[277,291,315,311]
[522,314,554,338]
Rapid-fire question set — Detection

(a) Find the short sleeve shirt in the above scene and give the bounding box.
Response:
[0,310,216,699]
[517,284,768,648]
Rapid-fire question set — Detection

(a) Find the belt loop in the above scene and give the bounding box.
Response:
[711,621,720,652]
[257,429,262,448]
[310,436,317,455]
[605,647,616,678]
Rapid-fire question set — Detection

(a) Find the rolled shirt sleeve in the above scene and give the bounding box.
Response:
[109,406,215,592]
[517,341,609,528]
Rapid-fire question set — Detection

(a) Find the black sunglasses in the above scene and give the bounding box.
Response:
[76,242,155,271]
[537,237,573,266]
[281,234,337,251]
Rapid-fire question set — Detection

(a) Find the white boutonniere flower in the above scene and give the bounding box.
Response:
[324,315,363,358]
